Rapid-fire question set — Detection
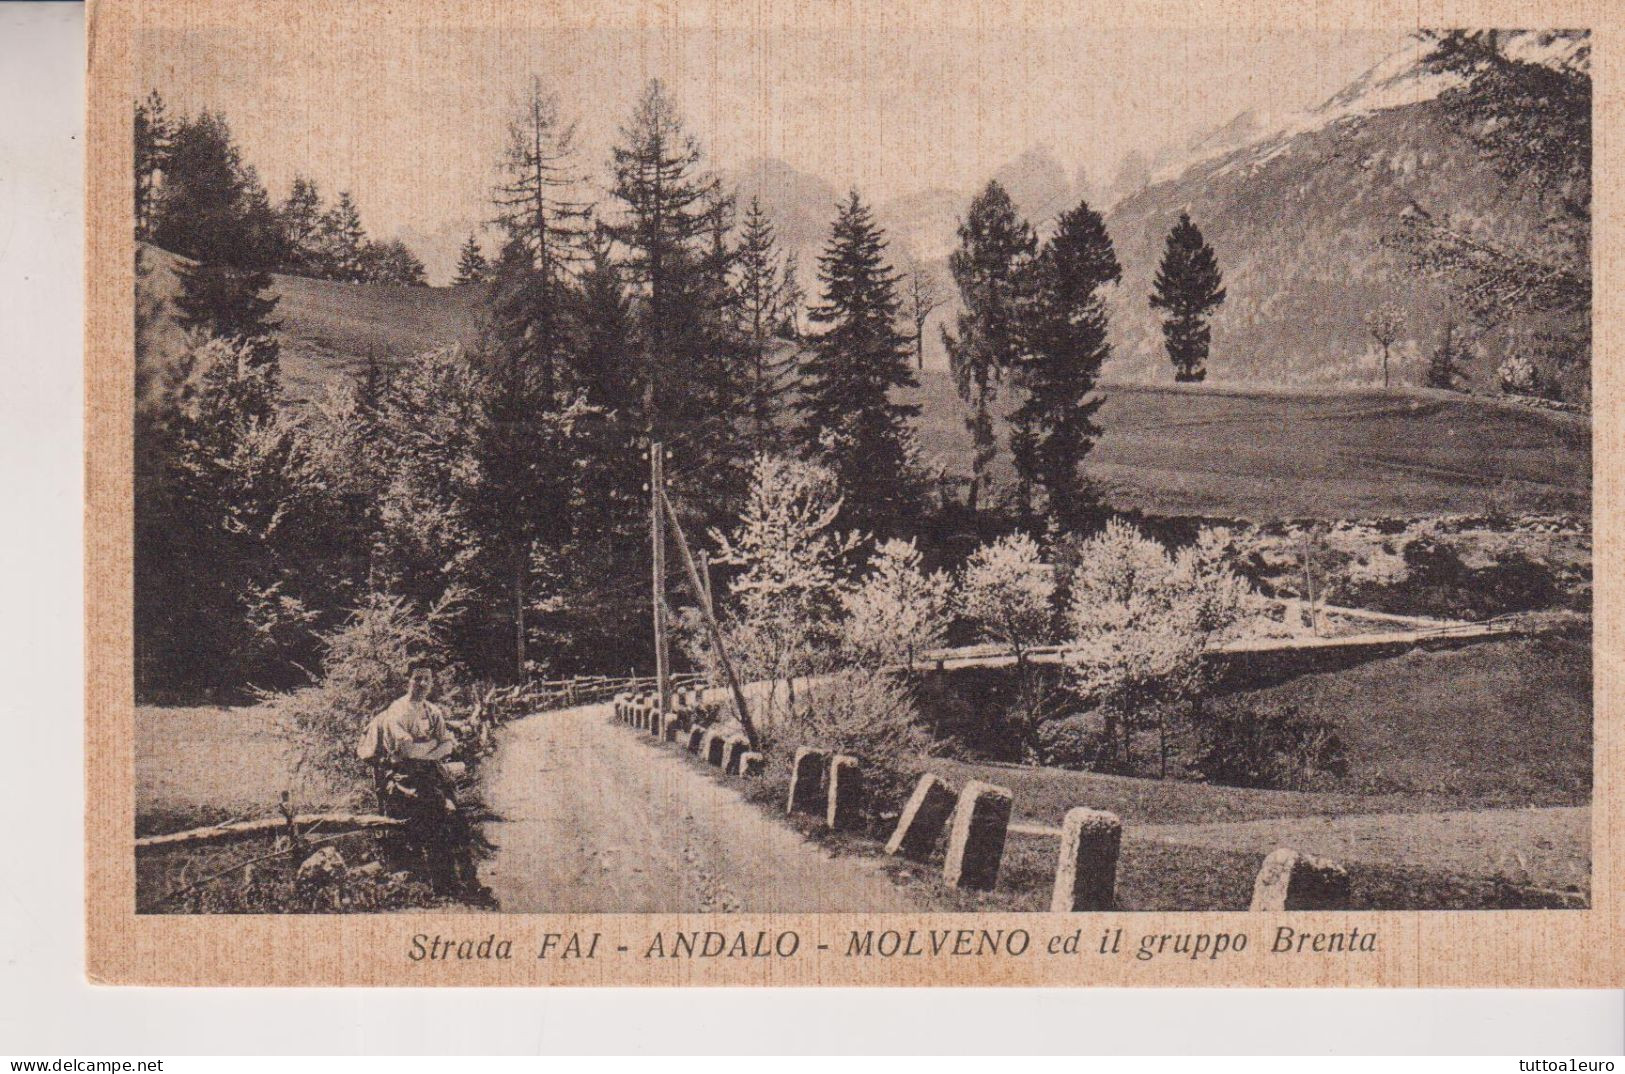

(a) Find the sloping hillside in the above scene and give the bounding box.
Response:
[137,243,487,401]
[1102,33,1588,390]
[138,242,1589,521]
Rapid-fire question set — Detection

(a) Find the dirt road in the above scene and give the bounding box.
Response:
[478,704,919,913]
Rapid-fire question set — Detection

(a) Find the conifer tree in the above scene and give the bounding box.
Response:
[134,90,174,242]
[493,79,592,282]
[1012,199,1120,533]
[605,79,721,439]
[172,261,281,366]
[453,233,489,285]
[317,191,368,281]
[734,196,798,453]
[799,190,920,535]
[477,81,597,677]
[149,110,282,269]
[942,181,1036,514]
[278,175,324,273]
[1149,212,1226,382]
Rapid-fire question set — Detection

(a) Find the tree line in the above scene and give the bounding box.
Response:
[136,91,427,288]
[943,180,1225,530]
[133,75,1226,702]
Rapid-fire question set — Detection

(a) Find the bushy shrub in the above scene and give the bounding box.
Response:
[1344,534,1561,620]
[840,538,954,668]
[269,592,456,781]
[773,669,929,813]
[1035,711,1110,769]
[1064,520,1258,775]
[959,533,1056,664]
[1191,699,1347,790]
[703,454,862,735]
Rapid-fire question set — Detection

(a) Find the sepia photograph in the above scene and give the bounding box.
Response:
[124,14,1594,919]
[74,0,1618,991]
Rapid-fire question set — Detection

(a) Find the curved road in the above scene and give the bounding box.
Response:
[478,703,918,913]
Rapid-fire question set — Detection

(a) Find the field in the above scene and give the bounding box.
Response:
[137,243,485,403]
[135,704,353,836]
[928,633,1590,821]
[882,634,1592,910]
[905,374,1591,519]
[139,246,1591,521]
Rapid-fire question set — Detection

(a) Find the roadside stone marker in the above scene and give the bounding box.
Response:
[739,751,765,778]
[787,747,827,815]
[943,780,1013,891]
[686,726,706,753]
[885,773,958,860]
[1050,808,1122,911]
[663,717,682,743]
[826,754,863,830]
[723,736,750,775]
[1249,848,1351,911]
[705,731,727,767]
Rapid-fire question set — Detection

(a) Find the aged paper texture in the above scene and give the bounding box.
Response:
[87,0,1620,986]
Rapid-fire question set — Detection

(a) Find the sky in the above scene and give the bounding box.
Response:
[139,19,1412,282]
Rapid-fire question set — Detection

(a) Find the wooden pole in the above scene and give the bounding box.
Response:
[698,549,714,609]
[661,488,759,748]
[651,443,671,718]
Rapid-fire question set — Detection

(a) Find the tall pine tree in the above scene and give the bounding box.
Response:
[799,190,920,536]
[606,79,750,516]
[133,90,174,242]
[278,175,324,273]
[475,81,595,678]
[942,180,1036,515]
[1011,199,1120,533]
[1149,212,1226,382]
[605,79,719,438]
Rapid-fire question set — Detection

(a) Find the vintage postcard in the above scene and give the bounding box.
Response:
[87,0,1619,986]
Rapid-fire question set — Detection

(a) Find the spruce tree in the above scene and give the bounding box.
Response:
[606,79,752,517]
[605,79,721,439]
[1011,199,1120,533]
[477,81,595,677]
[279,175,323,273]
[149,110,282,269]
[942,180,1036,515]
[317,191,368,281]
[799,190,920,536]
[734,196,798,454]
[172,261,281,365]
[453,234,489,285]
[1149,212,1226,382]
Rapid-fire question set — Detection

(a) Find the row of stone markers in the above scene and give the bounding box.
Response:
[832,764,1350,911]
[610,691,1350,911]
[611,689,766,778]
[864,768,1124,909]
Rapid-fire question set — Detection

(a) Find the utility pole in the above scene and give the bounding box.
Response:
[1301,529,1320,638]
[697,549,714,609]
[650,442,671,717]
[661,487,759,749]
